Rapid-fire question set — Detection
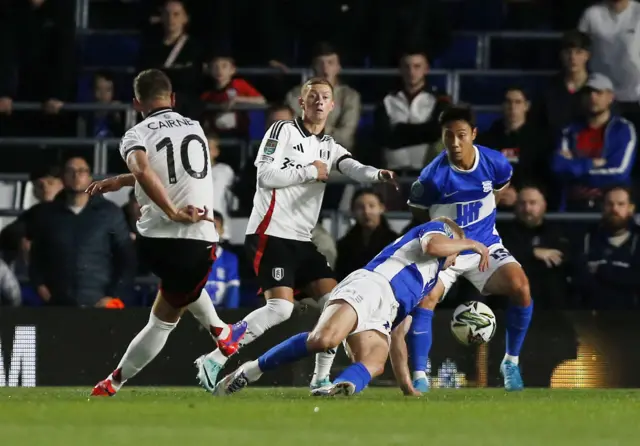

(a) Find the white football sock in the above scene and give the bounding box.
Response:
[187,289,230,339]
[206,298,295,365]
[412,371,427,381]
[242,359,263,382]
[312,293,336,381]
[111,313,177,389]
[504,354,519,365]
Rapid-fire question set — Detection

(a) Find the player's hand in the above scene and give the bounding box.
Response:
[311,160,329,181]
[593,158,607,168]
[86,176,125,196]
[533,248,563,268]
[400,382,422,397]
[169,206,215,224]
[378,170,399,191]
[471,242,489,272]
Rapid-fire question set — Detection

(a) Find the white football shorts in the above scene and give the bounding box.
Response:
[438,242,519,299]
[328,269,399,341]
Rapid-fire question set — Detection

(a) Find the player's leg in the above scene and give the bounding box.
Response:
[91,292,185,396]
[214,299,358,396]
[467,244,532,391]
[196,235,297,390]
[482,262,531,391]
[296,245,339,389]
[407,279,445,392]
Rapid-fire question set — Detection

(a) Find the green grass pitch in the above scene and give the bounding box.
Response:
[1,387,639,445]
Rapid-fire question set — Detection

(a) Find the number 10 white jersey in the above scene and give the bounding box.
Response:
[119,108,218,243]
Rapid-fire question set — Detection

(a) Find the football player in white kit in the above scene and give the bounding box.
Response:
[195,77,398,391]
[87,69,247,396]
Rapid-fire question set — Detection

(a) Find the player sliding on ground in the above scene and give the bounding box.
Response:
[214,217,489,397]
[195,77,397,392]
[402,105,534,393]
[87,69,246,396]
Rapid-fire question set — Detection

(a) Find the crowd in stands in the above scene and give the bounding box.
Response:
[0,0,639,310]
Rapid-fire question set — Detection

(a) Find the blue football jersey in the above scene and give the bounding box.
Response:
[363,221,453,326]
[407,145,512,249]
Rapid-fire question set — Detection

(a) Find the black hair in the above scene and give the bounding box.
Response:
[93,70,115,86]
[603,185,634,204]
[350,187,384,210]
[561,30,591,52]
[30,164,61,182]
[267,103,295,118]
[438,105,476,129]
[213,210,224,223]
[504,85,529,101]
[312,42,339,59]
[205,130,220,142]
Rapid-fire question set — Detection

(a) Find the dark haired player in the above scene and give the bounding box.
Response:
[402,106,533,393]
[87,69,246,396]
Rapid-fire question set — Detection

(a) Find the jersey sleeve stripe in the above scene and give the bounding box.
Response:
[335,154,353,173]
[123,145,147,159]
[269,120,289,140]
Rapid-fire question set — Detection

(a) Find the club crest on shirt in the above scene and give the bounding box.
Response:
[411,181,424,199]
[443,224,453,238]
[272,267,284,281]
[482,181,493,193]
[264,138,278,155]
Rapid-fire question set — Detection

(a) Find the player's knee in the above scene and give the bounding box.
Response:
[508,272,531,307]
[421,291,440,310]
[306,329,341,352]
[265,298,295,323]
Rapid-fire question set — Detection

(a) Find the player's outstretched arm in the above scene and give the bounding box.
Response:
[333,146,398,189]
[86,174,136,196]
[423,234,489,271]
[389,317,422,396]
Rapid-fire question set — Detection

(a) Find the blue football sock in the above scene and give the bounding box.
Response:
[408,308,433,374]
[334,362,372,393]
[257,332,310,372]
[505,301,534,357]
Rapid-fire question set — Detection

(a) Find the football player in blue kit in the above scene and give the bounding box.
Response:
[403,105,533,393]
[213,217,489,397]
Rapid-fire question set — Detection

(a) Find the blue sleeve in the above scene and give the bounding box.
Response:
[551,128,594,179]
[588,120,637,183]
[492,152,513,188]
[224,253,240,309]
[407,170,440,209]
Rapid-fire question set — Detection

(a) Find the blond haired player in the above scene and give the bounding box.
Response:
[87,69,246,396]
[195,78,397,391]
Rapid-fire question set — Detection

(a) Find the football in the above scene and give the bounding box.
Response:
[450,301,497,346]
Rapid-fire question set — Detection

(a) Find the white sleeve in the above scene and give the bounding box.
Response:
[255,122,317,189]
[332,144,380,183]
[119,129,145,162]
[577,9,590,33]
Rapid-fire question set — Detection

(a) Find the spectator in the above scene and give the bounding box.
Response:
[552,73,637,211]
[207,132,236,239]
[265,104,295,126]
[335,188,398,281]
[200,54,266,139]
[0,257,20,307]
[497,186,571,309]
[204,211,240,309]
[375,50,449,173]
[579,0,640,136]
[0,165,63,266]
[122,190,142,239]
[312,223,338,270]
[82,71,124,138]
[573,186,640,309]
[29,157,135,307]
[478,86,551,208]
[138,0,202,113]
[535,30,591,141]
[285,43,361,150]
